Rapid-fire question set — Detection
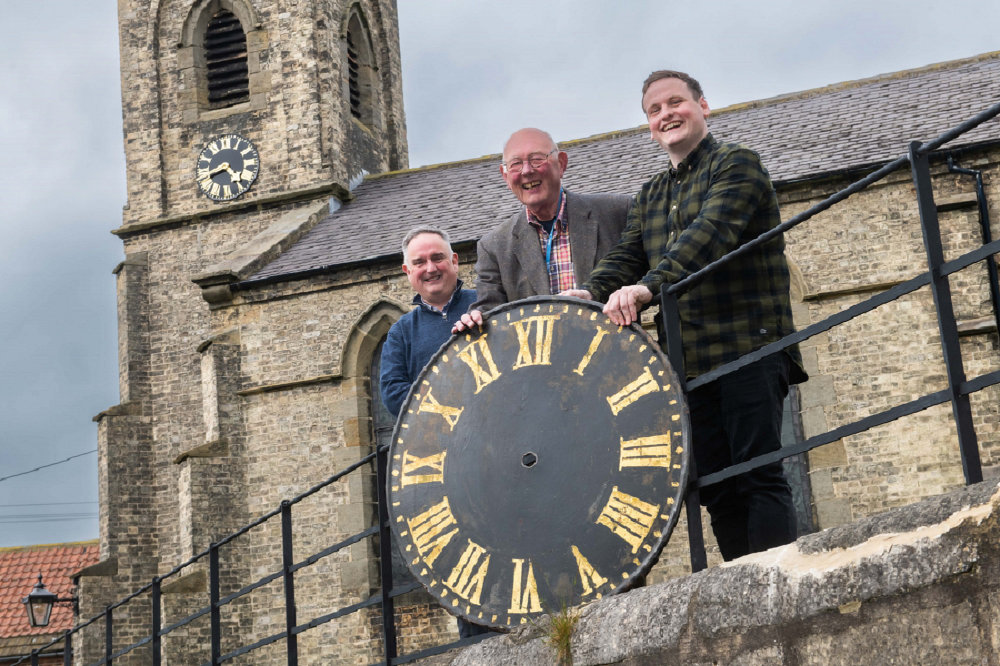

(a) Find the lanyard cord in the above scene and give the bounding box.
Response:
[544,189,565,271]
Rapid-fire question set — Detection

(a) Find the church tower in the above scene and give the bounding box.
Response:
[82,1,408,661]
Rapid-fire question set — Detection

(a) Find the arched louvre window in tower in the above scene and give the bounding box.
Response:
[205,10,249,107]
[345,11,375,125]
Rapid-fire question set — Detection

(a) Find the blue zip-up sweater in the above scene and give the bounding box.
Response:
[379,282,477,417]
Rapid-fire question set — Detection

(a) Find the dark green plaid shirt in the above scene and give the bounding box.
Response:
[584,134,804,381]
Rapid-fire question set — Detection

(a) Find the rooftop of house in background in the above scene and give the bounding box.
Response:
[0,541,99,660]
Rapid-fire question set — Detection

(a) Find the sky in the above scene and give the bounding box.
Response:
[1,0,999,551]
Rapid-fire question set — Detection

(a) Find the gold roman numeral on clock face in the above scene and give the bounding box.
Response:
[595,487,659,553]
[507,558,542,614]
[417,387,464,430]
[571,545,608,596]
[606,366,659,415]
[406,498,459,566]
[512,315,559,369]
[399,451,446,486]
[573,327,609,376]
[457,337,502,394]
[445,539,490,605]
[618,433,672,469]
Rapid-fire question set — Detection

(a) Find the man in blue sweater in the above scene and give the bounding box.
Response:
[380,227,477,417]
[379,228,490,638]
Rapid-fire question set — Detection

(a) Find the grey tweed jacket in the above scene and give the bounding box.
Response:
[471,191,631,314]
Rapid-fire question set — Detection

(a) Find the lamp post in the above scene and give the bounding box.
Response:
[22,575,77,628]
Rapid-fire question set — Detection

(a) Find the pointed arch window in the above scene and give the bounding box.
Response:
[345,9,376,125]
[204,9,249,107]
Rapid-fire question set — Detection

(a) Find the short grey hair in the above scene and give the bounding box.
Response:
[401,227,452,260]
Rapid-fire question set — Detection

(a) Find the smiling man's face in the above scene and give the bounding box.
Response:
[500,128,568,220]
[642,76,710,164]
[402,232,459,309]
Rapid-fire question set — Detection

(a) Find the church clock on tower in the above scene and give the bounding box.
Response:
[115,0,407,226]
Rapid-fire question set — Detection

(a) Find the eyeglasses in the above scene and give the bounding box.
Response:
[503,149,557,174]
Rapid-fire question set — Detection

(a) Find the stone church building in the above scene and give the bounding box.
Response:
[75,0,1000,661]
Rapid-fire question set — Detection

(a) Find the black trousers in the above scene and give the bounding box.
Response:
[457,617,495,639]
[687,352,797,561]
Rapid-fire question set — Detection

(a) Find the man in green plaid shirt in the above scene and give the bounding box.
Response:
[564,70,806,561]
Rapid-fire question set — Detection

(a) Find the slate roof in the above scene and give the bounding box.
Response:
[249,51,1000,283]
[0,541,99,656]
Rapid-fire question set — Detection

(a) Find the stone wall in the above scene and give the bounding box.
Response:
[423,479,1000,665]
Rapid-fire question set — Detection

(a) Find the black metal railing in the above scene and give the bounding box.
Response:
[17,101,1000,665]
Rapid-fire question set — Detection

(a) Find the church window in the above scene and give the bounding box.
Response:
[370,339,418,589]
[204,9,249,108]
[345,9,376,125]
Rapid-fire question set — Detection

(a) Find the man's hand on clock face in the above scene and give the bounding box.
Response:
[452,309,484,334]
[603,284,653,326]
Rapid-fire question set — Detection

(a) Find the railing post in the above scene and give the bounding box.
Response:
[375,444,398,664]
[30,650,38,666]
[63,630,72,666]
[908,141,984,484]
[105,605,113,665]
[661,286,708,572]
[151,577,161,666]
[280,501,299,666]
[210,544,222,665]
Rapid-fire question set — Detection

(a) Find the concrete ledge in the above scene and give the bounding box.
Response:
[422,480,1000,665]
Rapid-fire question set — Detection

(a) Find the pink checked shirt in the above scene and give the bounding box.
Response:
[526,193,575,294]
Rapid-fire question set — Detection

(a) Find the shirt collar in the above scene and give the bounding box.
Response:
[669,134,715,178]
[412,279,466,312]
[526,189,567,231]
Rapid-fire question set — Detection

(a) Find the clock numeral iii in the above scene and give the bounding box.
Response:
[619,433,672,469]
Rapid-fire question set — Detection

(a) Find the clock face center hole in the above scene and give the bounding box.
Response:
[521,452,538,468]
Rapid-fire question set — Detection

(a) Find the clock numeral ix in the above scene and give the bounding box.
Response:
[399,450,446,486]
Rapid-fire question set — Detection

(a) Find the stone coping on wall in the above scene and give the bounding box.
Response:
[421,479,1000,665]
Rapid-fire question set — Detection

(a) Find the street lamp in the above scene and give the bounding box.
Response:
[22,575,77,628]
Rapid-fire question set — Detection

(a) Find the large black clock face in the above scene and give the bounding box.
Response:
[195,133,260,201]
[387,296,690,631]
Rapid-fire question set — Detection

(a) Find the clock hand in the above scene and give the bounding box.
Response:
[208,162,231,176]
[226,166,241,182]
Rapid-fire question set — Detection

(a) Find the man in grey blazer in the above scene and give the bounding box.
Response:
[454,128,631,331]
